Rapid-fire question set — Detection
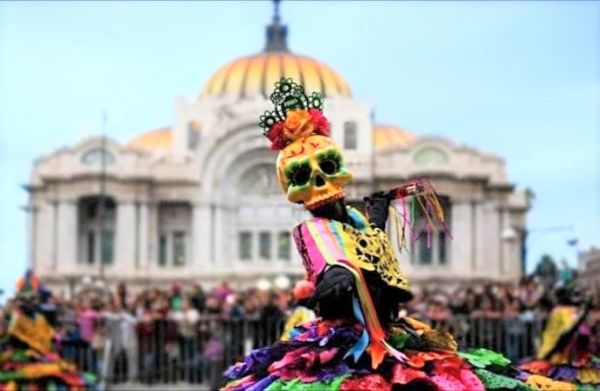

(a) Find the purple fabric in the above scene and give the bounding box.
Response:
[223,321,364,385]
[516,371,530,382]
[244,374,276,391]
[225,362,249,380]
[314,362,351,382]
[245,347,274,368]
[549,365,578,381]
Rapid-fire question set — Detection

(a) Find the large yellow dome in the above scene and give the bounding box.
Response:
[200,52,352,100]
[199,7,351,100]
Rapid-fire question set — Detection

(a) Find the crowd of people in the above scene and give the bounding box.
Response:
[0,276,597,386]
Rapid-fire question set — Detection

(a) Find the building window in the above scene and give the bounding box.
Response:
[81,148,115,165]
[86,231,95,264]
[414,146,449,166]
[157,202,191,267]
[172,231,186,267]
[278,231,290,261]
[259,231,271,260]
[159,234,167,267]
[78,196,117,265]
[239,231,252,260]
[344,121,358,150]
[438,232,447,265]
[187,121,201,150]
[101,229,114,264]
[416,236,432,265]
[188,129,199,150]
[410,195,452,266]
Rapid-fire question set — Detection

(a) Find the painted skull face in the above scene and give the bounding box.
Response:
[276,134,353,210]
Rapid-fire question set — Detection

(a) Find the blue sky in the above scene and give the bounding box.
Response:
[0,1,598,299]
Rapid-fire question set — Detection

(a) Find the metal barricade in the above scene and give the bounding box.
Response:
[55,315,544,389]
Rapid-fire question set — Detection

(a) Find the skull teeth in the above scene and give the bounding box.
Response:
[306,191,345,210]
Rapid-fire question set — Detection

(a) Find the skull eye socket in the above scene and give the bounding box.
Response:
[318,150,343,175]
[287,162,312,186]
[319,159,338,175]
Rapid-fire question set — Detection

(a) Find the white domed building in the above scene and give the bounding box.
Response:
[26,8,529,293]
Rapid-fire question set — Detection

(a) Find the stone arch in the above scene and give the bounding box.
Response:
[199,125,273,199]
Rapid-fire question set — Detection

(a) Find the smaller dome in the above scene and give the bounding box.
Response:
[373,125,415,151]
[128,127,172,151]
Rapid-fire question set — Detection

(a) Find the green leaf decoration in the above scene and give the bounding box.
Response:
[388,332,411,349]
[0,371,19,382]
[459,348,511,368]
[576,384,597,391]
[474,368,532,390]
[266,375,349,391]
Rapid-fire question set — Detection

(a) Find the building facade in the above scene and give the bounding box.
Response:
[578,247,600,302]
[26,10,530,293]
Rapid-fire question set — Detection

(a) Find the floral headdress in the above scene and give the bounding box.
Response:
[259,78,330,150]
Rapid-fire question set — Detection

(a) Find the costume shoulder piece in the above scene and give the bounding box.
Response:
[293,206,410,294]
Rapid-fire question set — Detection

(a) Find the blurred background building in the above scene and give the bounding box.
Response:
[25,3,530,294]
[579,247,600,302]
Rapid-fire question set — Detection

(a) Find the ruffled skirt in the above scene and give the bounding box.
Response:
[223,317,570,390]
[519,358,600,390]
[0,348,97,390]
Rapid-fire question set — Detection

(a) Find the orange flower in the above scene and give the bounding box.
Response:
[406,351,453,369]
[283,110,315,141]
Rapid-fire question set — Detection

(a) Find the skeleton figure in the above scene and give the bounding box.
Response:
[222,78,574,391]
[261,79,415,351]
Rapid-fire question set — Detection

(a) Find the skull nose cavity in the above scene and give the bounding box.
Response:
[315,174,326,187]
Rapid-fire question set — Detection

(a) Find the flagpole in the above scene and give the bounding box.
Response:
[99,110,108,280]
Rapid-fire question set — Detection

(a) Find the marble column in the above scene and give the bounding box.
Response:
[115,201,136,276]
[214,205,225,265]
[34,201,53,275]
[56,199,77,274]
[192,203,211,269]
[473,201,485,276]
[138,202,149,271]
[499,207,508,277]
[450,200,472,277]
[482,202,501,280]
[147,202,159,273]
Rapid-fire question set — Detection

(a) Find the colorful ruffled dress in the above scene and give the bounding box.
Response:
[0,311,97,390]
[519,305,599,390]
[228,77,576,390]
[222,207,568,391]
[223,315,577,390]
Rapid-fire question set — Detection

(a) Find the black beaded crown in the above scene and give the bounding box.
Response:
[258,78,324,135]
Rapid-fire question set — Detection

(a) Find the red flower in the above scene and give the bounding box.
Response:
[309,108,330,136]
[266,110,330,150]
[266,122,287,150]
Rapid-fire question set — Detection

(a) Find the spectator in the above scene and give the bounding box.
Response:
[171,296,201,382]
[190,283,206,313]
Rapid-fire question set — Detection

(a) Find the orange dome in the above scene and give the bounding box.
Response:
[128,127,172,151]
[200,52,352,100]
[373,125,415,151]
